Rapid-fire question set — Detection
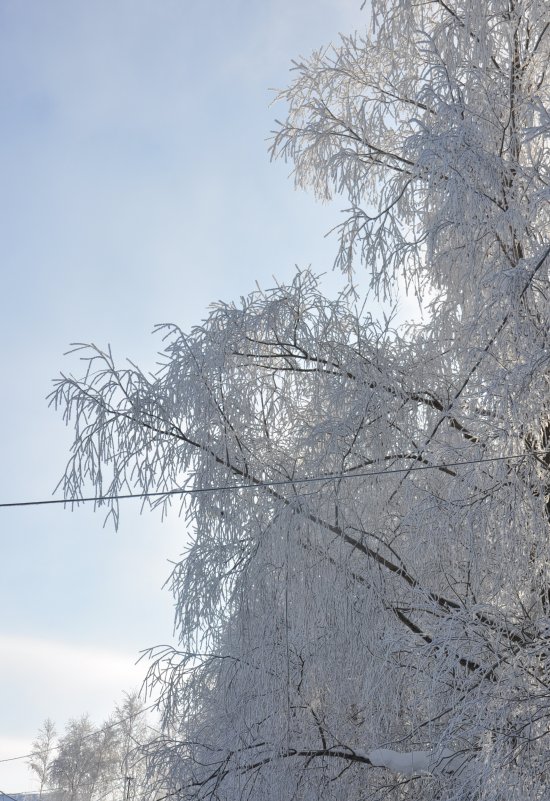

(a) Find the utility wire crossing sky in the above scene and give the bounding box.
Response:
[0,450,548,509]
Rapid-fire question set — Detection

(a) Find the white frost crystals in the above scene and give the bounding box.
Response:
[52,1,550,800]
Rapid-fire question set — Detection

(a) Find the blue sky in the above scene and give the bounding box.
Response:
[0,0,369,792]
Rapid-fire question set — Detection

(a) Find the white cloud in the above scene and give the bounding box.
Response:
[0,633,141,682]
[0,635,146,720]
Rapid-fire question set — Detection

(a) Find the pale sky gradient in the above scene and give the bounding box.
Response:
[0,1,373,792]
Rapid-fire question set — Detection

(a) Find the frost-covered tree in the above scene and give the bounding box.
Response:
[28,719,56,798]
[113,692,157,799]
[48,715,103,801]
[32,697,159,801]
[52,1,550,799]
[48,715,120,801]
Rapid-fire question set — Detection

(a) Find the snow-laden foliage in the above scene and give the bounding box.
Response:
[52,2,550,799]
[30,695,159,801]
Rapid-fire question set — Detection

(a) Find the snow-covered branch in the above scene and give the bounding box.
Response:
[54,2,550,799]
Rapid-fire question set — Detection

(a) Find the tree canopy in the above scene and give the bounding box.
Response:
[28,695,159,801]
[53,1,550,799]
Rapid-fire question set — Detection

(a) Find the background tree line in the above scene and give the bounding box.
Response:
[27,693,163,801]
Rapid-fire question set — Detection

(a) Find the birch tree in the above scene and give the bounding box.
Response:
[28,719,56,798]
[48,715,107,801]
[52,1,550,799]
[31,699,158,801]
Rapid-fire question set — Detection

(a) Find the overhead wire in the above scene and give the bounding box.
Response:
[2,450,548,786]
[0,450,548,510]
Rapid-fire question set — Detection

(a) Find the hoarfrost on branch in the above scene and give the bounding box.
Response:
[53,1,550,799]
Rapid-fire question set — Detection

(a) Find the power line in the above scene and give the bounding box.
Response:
[2,452,548,774]
[0,450,548,510]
